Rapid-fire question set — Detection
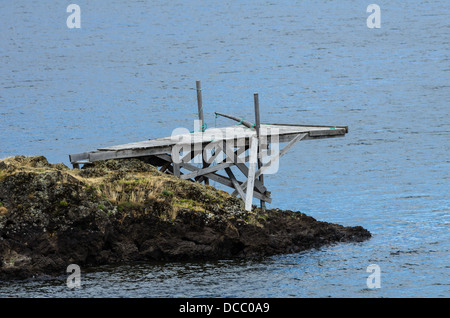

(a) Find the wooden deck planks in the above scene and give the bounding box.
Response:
[69,124,346,176]
[90,124,345,154]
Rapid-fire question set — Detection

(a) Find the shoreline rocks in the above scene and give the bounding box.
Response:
[0,155,371,281]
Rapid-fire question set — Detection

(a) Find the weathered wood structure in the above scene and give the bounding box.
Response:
[69,82,348,211]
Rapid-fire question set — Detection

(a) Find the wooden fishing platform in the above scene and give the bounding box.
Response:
[69,81,348,211]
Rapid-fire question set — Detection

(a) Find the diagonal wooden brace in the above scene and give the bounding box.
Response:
[232,132,307,195]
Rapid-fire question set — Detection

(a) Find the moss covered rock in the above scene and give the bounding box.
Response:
[0,156,371,280]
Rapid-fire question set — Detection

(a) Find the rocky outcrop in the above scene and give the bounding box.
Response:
[0,156,371,280]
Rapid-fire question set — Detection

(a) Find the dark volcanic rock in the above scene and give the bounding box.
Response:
[0,155,371,280]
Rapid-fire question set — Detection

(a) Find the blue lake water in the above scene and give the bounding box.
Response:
[0,0,449,297]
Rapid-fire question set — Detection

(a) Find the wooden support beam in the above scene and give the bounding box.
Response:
[204,142,224,164]
[180,161,235,180]
[233,132,307,195]
[196,80,208,185]
[180,160,272,203]
[254,93,265,210]
[245,136,258,211]
[69,152,89,164]
[159,161,171,173]
[173,163,181,177]
[181,148,203,163]
[217,143,267,193]
[196,80,204,131]
[179,142,267,194]
[256,132,307,177]
[155,154,172,163]
[222,143,247,164]
[88,146,172,162]
[235,162,267,194]
[197,144,239,184]
[189,143,221,182]
[168,147,205,177]
[225,167,246,200]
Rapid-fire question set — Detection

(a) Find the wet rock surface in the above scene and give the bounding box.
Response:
[0,156,371,280]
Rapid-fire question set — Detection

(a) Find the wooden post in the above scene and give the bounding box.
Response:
[253,93,261,135]
[196,80,208,184]
[245,136,258,211]
[254,93,265,211]
[173,163,181,177]
[196,80,204,131]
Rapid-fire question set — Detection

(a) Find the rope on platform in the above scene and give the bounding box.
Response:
[190,123,207,133]
[236,118,256,128]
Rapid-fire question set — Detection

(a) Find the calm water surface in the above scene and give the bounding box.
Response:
[0,0,448,297]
